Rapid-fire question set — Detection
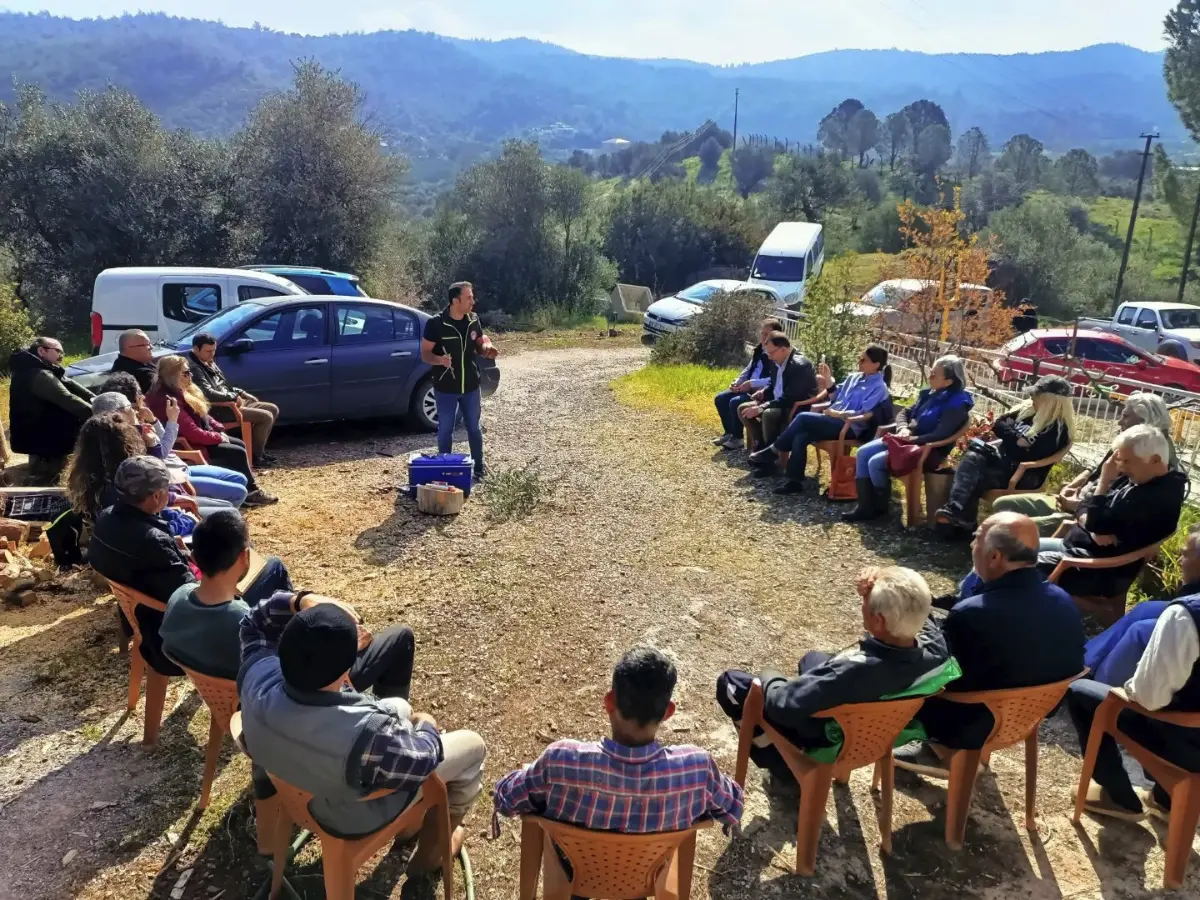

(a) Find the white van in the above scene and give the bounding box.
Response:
[90,267,306,353]
[747,222,824,308]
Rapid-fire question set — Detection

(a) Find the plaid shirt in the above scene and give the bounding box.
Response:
[491,737,743,835]
[239,591,442,793]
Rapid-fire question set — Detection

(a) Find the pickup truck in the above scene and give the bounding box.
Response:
[1079,301,1200,363]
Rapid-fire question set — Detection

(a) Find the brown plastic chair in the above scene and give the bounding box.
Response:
[212,400,255,469]
[927,670,1086,849]
[1072,688,1200,889]
[518,815,710,900]
[108,580,171,746]
[875,423,970,528]
[265,769,454,900]
[173,449,206,465]
[980,443,1073,505]
[733,679,925,875]
[1046,524,1165,626]
[173,663,240,810]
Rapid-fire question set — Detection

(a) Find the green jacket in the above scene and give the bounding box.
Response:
[9,348,94,457]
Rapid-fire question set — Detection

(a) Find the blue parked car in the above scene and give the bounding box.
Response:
[239,265,367,297]
[67,296,500,430]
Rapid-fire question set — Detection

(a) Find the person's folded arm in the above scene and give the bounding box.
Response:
[29,370,94,419]
[760,663,850,732]
[493,752,550,820]
[239,590,298,670]
[359,717,444,793]
[1126,605,1200,710]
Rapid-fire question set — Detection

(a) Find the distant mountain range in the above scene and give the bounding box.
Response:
[0,12,1189,172]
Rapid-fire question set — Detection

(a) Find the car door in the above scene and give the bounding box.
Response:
[218,303,332,423]
[330,302,418,417]
[1132,307,1162,351]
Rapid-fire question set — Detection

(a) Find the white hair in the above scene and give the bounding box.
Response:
[867,567,932,640]
[933,354,966,388]
[1123,392,1172,435]
[1114,423,1169,464]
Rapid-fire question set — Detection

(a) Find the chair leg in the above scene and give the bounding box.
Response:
[875,757,895,856]
[198,716,223,809]
[519,820,543,900]
[255,796,282,857]
[1072,700,1116,824]
[795,767,835,876]
[437,800,454,900]
[670,831,697,900]
[1164,780,1200,889]
[142,671,169,746]
[320,844,354,900]
[1024,732,1039,832]
[904,473,922,527]
[945,749,983,850]
[127,650,144,712]
[268,809,291,899]
[541,833,572,900]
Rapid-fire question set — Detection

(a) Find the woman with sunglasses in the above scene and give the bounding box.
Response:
[146,356,278,506]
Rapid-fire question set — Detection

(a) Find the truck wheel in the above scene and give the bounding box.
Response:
[1158,342,1188,361]
[409,375,439,432]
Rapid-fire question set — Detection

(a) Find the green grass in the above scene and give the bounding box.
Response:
[611,363,739,427]
[516,305,610,332]
[1084,195,1185,283]
[843,252,899,296]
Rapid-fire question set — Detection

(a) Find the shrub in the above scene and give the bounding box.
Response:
[484,463,551,522]
[0,285,36,374]
[650,290,774,368]
[793,255,869,381]
[1132,504,1200,604]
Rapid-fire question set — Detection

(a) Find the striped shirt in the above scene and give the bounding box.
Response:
[491,737,743,835]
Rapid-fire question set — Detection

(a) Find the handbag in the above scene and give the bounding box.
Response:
[826,453,859,500]
[883,433,926,477]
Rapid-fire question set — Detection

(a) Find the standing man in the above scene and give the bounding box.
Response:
[9,336,95,484]
[188,333,280,467]
[421,282,498,479]
[110,329,157,393]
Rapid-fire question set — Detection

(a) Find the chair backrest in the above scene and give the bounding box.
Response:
[820,697,928,780]
[178,664,240,735]
[530,816,710,900]
[943,670,1086,751]
[108,579,167,647]
[266,771,437,841]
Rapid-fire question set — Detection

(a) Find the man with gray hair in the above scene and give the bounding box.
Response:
[1037,423,1187,598]
[109,329,157,393]
[716,566,953,780]
[896,512,1084,776]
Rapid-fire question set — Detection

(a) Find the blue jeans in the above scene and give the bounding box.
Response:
[243,555,292,605]
[855,438,891,488]
[436,389,484,472]
[1084,601,1170,686]
[714,390,753,435]
[776,412,852,481]
[187,464,249,506]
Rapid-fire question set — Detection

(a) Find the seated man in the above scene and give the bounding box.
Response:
[9,336,95,484]
[493,647,743,840]
[109,329,157,393]
[1037,424,1187,597]
[188,332,280,466]
[1068,568,1200,821]
[238,592,486,877]
[738,333,819,454]
[89,457,290,674]
[717,566,952,778]
[1086,524,1200,688]
[163,509,414,692]
[895,512,1085,775]
[712,318,782,450]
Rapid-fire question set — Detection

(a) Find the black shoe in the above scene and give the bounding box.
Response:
[774,479,807,495]
[748,447,778,467]
[474,464,490,481]
[842,478,882,522]
[244,489,279,507]
[260,452,279,463]
[253,456,273,469]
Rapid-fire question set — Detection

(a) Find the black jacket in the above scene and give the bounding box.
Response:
[88,501,194,675]
[187,352,241,404]
[763,353,818,411]
[8,348,94,458]
[991,414,1070,486]
[760,618,951,736]
[110,353,157,394]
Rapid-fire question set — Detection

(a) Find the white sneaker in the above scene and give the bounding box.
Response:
[712,435,732,446]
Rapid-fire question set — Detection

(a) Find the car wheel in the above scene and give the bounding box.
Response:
[409,376,439,432]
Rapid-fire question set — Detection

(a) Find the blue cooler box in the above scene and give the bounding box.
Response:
[408,453,474,498]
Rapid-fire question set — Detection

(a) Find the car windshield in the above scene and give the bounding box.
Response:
[676,283,728,305]
[1161,307,1200,329]
[863,284,918,308]
[751,255,806,283]
[175,302,267,341]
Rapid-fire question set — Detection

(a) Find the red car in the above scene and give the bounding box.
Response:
[997,328,1200,394]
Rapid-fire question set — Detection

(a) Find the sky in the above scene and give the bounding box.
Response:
[0,1,1178,64]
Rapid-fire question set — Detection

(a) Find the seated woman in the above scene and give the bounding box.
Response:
[934,374,1074,535]
[66,412,201,537]
[844,354,974,522]
[748,344,893,496]
[146,356,277,507]
[992,392,1177,535]
[100,372,248,508]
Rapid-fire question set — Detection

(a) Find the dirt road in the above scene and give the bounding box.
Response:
[0,345,1188,899]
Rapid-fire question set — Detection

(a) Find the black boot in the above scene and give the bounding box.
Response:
[874,483,892,517]
[841,478,881,522]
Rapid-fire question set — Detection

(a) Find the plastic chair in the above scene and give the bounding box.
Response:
[265,770,453,900]
[732,679,924,875]
[980,443,1073,505]
[1071,688,1200,889]
[518,816,710,900]
[876,423,970,528]
[174,449,206,465]
[212,401,255,469]
[925,670,1086,849]
[173,663,240,810]
[1046,523,1165,626]
[107,580,171,746]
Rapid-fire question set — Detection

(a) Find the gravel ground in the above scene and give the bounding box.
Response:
[0,345,1193,900]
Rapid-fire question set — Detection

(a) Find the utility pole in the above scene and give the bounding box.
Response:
[731,88,739,159]
[1179,180,1200,303]
[1113,131,1159,313]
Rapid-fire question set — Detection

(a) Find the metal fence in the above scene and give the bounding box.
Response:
[778,314,1200,484]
